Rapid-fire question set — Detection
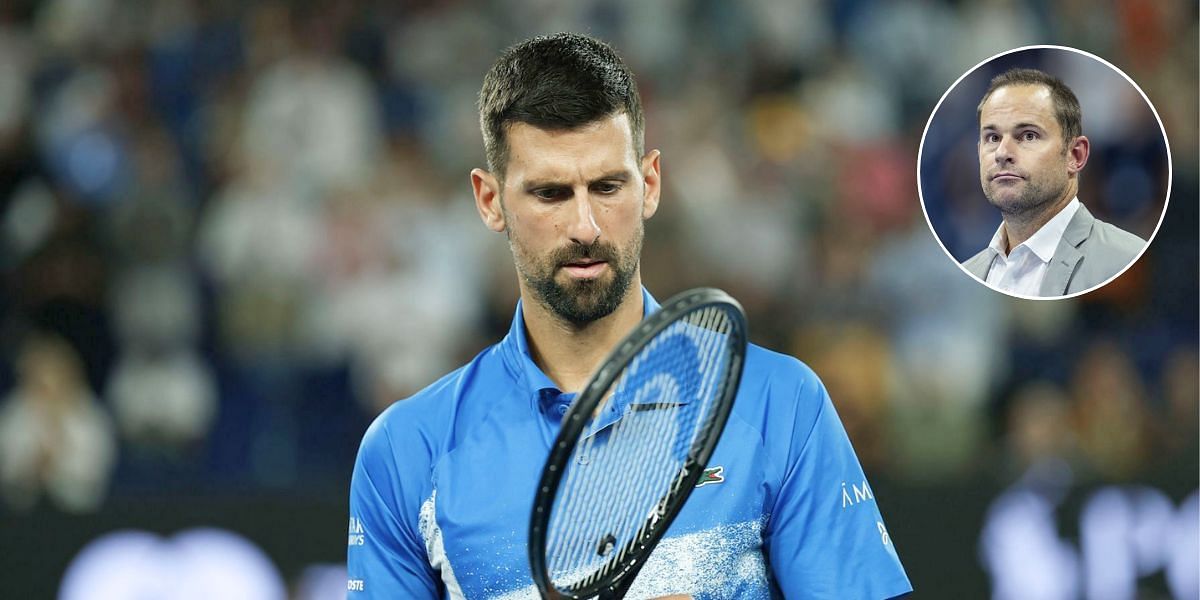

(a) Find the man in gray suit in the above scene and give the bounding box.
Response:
[962,68,1146,298]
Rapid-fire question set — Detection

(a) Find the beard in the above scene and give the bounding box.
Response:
[981,148,1071,219]
[510,227,642,325]
[983,173,1068,218]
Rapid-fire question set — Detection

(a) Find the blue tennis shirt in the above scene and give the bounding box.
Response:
[347,289,912,599]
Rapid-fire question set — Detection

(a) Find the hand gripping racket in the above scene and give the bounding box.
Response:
[528,288,748,599]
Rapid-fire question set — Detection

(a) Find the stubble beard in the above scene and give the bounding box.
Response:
[984,174,1068,222]
[511,225,642,326]
[982,146,1072,224]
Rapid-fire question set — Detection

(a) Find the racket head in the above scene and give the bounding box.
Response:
[528,287,748,600]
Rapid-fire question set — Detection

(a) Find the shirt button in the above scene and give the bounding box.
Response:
[556,404,569,416]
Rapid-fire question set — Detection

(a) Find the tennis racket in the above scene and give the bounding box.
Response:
[528,287,748,599]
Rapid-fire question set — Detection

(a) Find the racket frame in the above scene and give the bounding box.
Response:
[528,287,748,600]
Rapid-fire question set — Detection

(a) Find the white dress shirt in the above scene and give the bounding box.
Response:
[985,198,1081,296]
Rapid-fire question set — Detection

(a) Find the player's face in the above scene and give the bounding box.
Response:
[475,113,661,323]
[977,84,1073,216]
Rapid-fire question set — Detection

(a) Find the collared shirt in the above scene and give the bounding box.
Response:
[347,288,912,599]
[985,198,1082,296]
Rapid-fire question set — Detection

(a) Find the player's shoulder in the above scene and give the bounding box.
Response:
[381,364,470,421]
[357,345,505,464]
[734,344,832,462]
[744,342,822,394]
[735,343,828,429]
[1088,217,1146,259]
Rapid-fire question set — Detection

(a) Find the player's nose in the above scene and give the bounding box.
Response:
[566,195,601,246]
[994,135,1017,164]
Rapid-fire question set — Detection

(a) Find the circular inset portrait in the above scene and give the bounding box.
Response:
[919,45,1170,300]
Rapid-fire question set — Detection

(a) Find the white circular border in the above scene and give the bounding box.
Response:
[916,44,1173,302]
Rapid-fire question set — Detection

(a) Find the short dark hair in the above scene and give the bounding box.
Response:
[976,68,1083,145]
[478,32,645,177]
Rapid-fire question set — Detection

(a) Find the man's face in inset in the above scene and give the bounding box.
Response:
[977,84,1074,216]
[476,113,660,324]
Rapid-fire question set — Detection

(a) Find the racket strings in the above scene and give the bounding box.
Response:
[549,350,666,582]
[553,325,695,574]
[550,308,731,585]
[550,356,654,576]
[545,306,736,592]
[580,375,684,586]
[612,308,726,561]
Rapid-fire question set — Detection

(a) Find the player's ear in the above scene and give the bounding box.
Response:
[472,168,506,232]
[1066,135,1089,176]
[640,149,661,220]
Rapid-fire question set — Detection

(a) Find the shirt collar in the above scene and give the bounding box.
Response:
[500,287,661,396]
[989,197,1081,262]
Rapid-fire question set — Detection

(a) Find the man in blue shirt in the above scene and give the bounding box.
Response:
[347,32,912,599]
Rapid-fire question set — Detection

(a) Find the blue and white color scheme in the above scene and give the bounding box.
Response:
[347,289,912,599]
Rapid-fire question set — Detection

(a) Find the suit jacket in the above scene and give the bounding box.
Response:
[962,203,1146,297]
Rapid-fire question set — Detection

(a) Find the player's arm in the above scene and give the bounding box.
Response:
[764,364,912,599]
[347,417,442,598]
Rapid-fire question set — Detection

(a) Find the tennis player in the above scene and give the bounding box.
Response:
[347,32,912,599]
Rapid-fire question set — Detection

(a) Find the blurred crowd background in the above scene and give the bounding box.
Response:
[0,0,1195,598]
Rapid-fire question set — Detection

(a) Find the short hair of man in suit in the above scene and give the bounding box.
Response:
[964,67,1145,297]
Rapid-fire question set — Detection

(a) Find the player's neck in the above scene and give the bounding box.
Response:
[1001,184,1076,253]
[520,277,645,393]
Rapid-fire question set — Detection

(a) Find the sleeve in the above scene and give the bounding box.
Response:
[765,371,912,599]
[347,416,442,599]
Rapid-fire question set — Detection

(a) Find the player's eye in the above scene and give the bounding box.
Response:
[983,133,999,143]
[533,188,569,201]
[592,181,621,195]
[1021,131,1039,142]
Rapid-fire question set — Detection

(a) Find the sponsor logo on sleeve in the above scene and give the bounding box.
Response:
[348,517,365,547]
[877,521,891,546]
[348,579,365,591]
[840,480,874,509]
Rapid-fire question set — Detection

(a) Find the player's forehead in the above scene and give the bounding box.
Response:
[503,113,638,183]
[979,84,1059,132]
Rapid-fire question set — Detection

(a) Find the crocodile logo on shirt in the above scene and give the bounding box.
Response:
[696,466,725,487]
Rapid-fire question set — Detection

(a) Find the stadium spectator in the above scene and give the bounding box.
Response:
[0,333,116,512]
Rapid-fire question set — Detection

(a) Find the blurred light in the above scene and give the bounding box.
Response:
[1167,492,1199,600]
[294,564,349,600]
[1081,488,1139,599]
[59,528,287,600]
[64,130,121,199]
[982,483,1199,600]
[1,178,56,262]
[980,489,1080,600]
